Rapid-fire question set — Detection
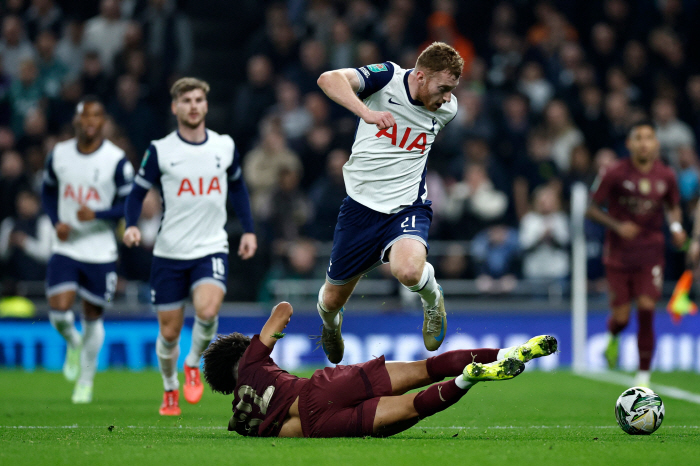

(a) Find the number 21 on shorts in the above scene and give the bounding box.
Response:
[401,215,419,232]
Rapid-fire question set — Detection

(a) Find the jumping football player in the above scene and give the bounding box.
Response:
[587,121,686,386]
[315,42,462,364]
[203,302,557,438]
[42,96,133,403]
[123,78,257,415]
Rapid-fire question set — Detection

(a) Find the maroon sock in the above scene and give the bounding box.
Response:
[426,349,499,382]
[637,308,655,371]
[413,379,468,419]
[607,316,627,335]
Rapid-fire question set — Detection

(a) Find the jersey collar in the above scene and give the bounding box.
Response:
[75,138,104,155]
[176,129,208,145]
[404,69,424,107]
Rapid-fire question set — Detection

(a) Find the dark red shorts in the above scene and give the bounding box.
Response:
[299,356,393,438]
[606,263,663,307]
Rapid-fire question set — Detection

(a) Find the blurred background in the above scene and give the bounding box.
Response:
[1,0,700,371]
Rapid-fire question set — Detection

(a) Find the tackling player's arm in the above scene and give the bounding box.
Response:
[40,152,70,241]
[317,67,395,130]
[586,170,640,240]
[77,158,134,222]
[123,145,161,247]
[258,302,293,349]
[227,145,257,260]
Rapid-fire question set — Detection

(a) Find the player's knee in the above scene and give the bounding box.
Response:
[322,291,346,312]
[159,324,182,342]
[394,265,422,287]
[196,301,220,321]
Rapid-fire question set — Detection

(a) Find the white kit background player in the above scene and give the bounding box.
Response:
[123,78,257,416]
[41,96,134,403]
[315,42,463,363]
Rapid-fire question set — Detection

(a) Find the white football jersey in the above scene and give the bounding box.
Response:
[45,139,132,263]
[134,130,239,260]
[345,62,458,214]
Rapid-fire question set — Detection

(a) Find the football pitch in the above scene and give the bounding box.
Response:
[2,370,699,466]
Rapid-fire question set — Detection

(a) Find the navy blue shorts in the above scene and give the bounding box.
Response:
[327,197,432,285]
[150,252,228,311]
[46,254,117,306]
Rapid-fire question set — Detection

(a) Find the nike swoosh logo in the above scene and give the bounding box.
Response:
[403,229,420,233]
[170,161,184,166]
[388,98,402,106]
[434,317,445,342]
[438,385,446,402]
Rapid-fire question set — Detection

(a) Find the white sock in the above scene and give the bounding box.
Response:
[185,316,218,368]
[78,317,104,385]
[497,346,516,360]
[317,284,341,329]
[48,310,82,347]
[157,333,180,391]
[455,375,475,390]
[635,370,651,386]
[405,262,441,308]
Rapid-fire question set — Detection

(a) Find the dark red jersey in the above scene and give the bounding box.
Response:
[591,158,679,268]
[229,336,306,437]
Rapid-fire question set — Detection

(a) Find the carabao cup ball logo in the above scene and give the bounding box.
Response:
[615,386,665,435]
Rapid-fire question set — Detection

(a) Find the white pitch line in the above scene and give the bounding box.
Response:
[576,371,700,405]
[2,425,698,430]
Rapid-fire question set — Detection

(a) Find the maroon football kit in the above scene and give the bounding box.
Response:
[229,335,392,438]
[591,158,680,305]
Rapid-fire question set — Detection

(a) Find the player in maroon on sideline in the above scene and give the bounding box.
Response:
[201,302,557,438]
[587,121,686,387]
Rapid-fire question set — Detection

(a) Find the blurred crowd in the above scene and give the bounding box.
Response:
[3,0,700,303]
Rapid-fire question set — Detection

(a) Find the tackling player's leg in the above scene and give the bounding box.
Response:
[388,239,445,352]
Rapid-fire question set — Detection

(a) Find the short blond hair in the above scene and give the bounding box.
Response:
[416,42,464,79]
[170,77,210,100]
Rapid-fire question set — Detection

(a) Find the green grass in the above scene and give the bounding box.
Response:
[1,369,699,466]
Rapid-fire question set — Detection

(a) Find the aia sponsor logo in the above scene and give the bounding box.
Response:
[63,184,101,202]
[177,177,222,196]
[375,124,427,154]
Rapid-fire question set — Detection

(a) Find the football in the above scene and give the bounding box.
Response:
[615,387,665,435]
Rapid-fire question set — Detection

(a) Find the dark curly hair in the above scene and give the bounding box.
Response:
[202,332,251,395]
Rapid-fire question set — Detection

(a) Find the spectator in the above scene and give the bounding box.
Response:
[470,225,519,292]
[574,85,608,153]
[270,80,312,140]
[291,124,334,189]
[243,119,303,219]
[82,0,128,75]
[519,185,570,280]
[328,19,356,70]
[443,89,495,150]
[265,167,312,242]
[0,150,32,222]
[517,61,553,115]
[603,91,631,156]
[513,130,560,220]
[107,73,159,155]
[35,30,68,98]
[652,96,695,170]
[24,0,63,42]
[246,3,299,74]
[8,58,45,135]
[442,162,509,239]
[285,39,328,95]
[55,19,84,78]
[486,30,523,90]
[420,10,475,75]
[495,92,531,163]
[46,78,82,132]
[0,190,51,281]
[230,55,277,154]
[0,15,36,79]
[112,21,144,79]
[258,237,322,304]
[307,148,349,241]
[0,56,13,126]
[589,23,618,83]
[437,242,473,279]
[139,0,193,88]
[79,50,112,102]
[543,99,584,173]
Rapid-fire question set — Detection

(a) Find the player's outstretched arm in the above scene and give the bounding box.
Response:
[317,69,395,130]
[259,302,293,349]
